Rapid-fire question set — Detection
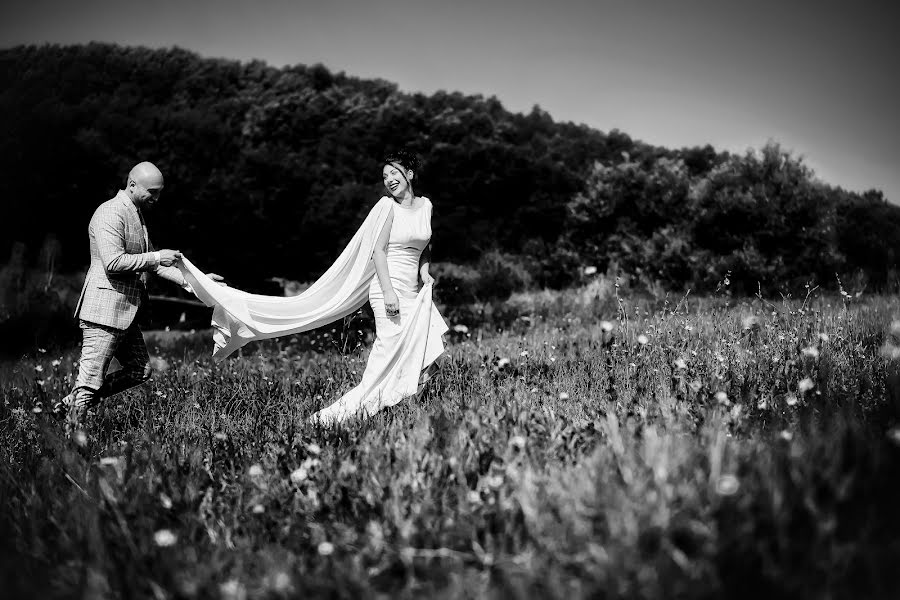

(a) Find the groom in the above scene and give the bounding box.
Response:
[55,161,222,430]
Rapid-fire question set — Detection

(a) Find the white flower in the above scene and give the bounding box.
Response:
[636,334,649,345]
[674,357,687,370]
[51,359,61,367]
[252,504,265,514]
[714,391,729,405]
[779,430,793,442]
[452,324,469,334]
[600,321,614,332]
[509,435,526,450]
[317,541,334,556]
[73,430,88,447]
[801,346,819,359]
[153,529,177,547]
[34,365,43,373]
[785,394,799,406]
[519,350,528,357]
[716,474,740,496]
[818,333,830,343]
[497,358,510,369]
[305,443,322,456]
[583,265,598,276]
[798,378,815,394]
[248,464,263,477]
[558,392,570,401]
[467,490,481,504]
[290,467,308,484]
[160,493,173,509]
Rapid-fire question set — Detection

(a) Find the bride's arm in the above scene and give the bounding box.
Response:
[419,243,434,285]
[373,211,399,311]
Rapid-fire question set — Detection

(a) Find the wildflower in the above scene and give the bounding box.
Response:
[583,265,598,276]
[558,392,570,401]
[248,464,263,477]
[153,529,177,547]
[214,432,228,441]
[818,333,830,343]
[779,430,793,442]
[305,443,322,455]
[317,541,335,556]
[757,397,768,410]
[684,325,693,332]
[99,456,120,467]
[32,405,43,414]
[452,324,469,334]
[160,493,173,509]
[487,475,504,489]
[636,334,649,345]
[600,321,614,332]
[520,350,528,357]
[509,435,526,451]
[51,359,61,367]
[220,580,246,600]
[497,357,511,369]
[801,346,819,359]
[689,381,702,393]
[34,365,44,373]
[798,378,815,394]
[716,474,740,496]
[785,394,799,406]
[467,490,481,504]
[674,357,687,370]
[290,467,308,484]
[714,391,729,405]
[252,504,265,514]
[73,430,88,447]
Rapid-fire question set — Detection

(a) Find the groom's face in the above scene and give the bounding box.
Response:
[131,176,164,207]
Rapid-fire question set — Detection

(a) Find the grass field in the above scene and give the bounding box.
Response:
[3,283,900,599]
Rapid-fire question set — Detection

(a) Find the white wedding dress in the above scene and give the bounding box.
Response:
[311,197,447,424]
[178,196,448,425]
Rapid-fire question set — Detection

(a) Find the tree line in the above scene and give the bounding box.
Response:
[1,43,897,299]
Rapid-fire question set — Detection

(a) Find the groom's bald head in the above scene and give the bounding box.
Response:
[126,161,164,206]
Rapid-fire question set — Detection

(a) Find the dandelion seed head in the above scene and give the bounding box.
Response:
[637,334,649,345]
[153,529,177,547]
[714,391,729,405]
[248,464,263,477]
[716,474,740,496]
[317,541,335,556]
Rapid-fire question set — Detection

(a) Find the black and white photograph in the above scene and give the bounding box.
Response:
[1,0,899,597]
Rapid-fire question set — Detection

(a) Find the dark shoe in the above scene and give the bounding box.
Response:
[51,392,75,421]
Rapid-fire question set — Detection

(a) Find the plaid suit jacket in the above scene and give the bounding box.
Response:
[74,190,186,330]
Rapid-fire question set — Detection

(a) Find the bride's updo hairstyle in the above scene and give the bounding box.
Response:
[383,149,421,177]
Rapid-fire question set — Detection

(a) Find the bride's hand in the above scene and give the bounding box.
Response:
[206,272,228,287]
[384,290,400,317]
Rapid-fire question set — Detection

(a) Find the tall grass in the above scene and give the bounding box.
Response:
[2,286,900,599]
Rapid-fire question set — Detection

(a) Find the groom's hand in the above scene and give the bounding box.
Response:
[206,273,228,287]
[158,249,182,267]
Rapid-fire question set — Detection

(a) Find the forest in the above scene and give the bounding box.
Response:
[1,43,898,320]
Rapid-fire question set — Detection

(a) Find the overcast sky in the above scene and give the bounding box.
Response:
[2,0,897,201]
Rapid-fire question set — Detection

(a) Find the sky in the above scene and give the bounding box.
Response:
[2,0,898,202]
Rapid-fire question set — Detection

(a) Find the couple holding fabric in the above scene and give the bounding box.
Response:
[57,151,448,431]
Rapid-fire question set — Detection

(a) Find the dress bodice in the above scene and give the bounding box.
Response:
[387,196,432,256]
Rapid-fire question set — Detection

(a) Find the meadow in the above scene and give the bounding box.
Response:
[2,279,900,599]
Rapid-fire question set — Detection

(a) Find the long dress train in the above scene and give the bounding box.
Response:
[178,196,448,424]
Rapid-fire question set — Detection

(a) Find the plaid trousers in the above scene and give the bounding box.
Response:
[74,319,151,392]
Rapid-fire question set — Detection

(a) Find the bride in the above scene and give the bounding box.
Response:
[178,150,448,425]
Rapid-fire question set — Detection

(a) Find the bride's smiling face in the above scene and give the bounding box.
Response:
[383,164,413,198]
